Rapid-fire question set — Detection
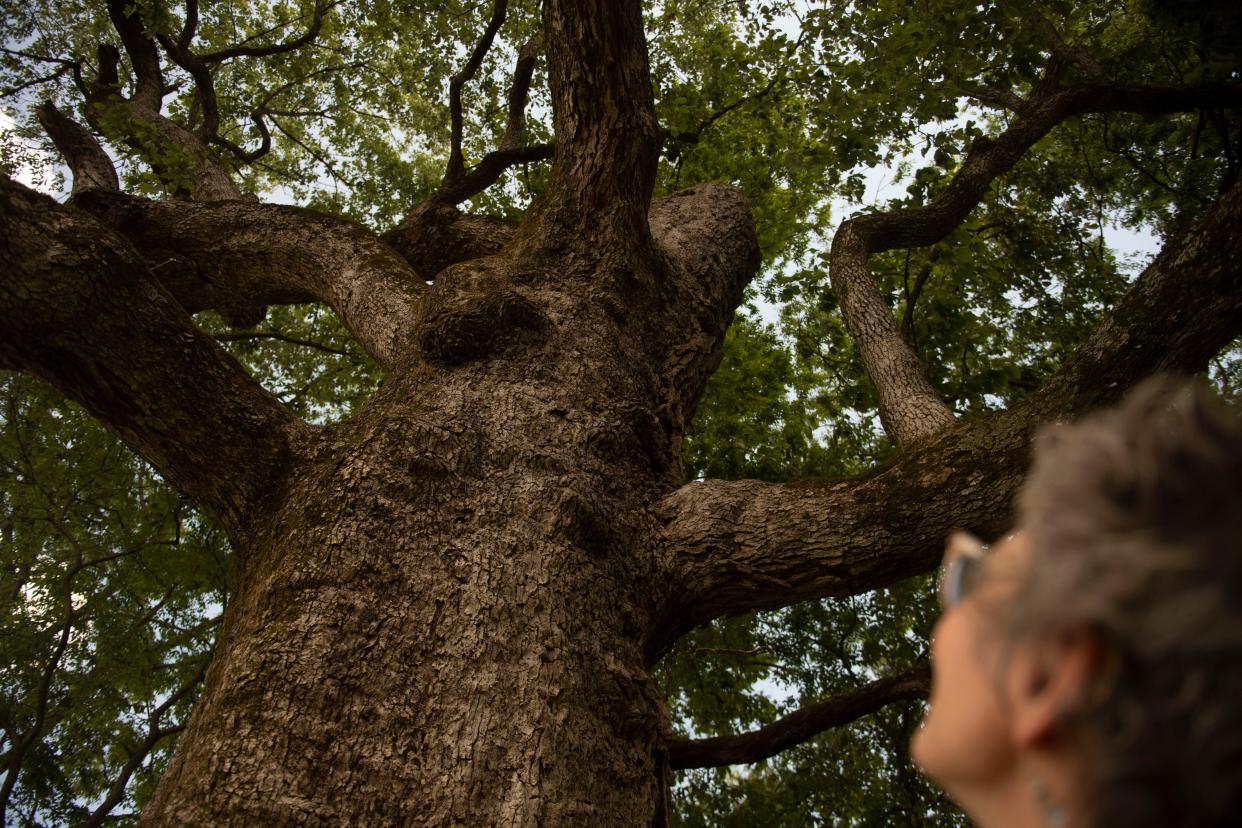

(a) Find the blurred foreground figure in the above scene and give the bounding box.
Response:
[912,376,1242,828]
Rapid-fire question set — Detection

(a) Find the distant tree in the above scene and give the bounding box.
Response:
[1,0,1239,824]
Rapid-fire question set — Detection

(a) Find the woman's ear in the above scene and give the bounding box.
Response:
[1007,628,1100,748]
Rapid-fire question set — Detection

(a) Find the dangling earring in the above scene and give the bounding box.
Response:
[1031,780,1069,827]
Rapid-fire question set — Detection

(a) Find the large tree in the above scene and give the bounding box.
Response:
[2,0,1241,823]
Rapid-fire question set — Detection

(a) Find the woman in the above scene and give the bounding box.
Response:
[911,377,1242,828]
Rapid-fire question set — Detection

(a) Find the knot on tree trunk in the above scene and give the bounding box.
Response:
[416,257,548,365]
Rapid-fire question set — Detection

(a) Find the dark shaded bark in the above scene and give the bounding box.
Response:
[648,183,762,475]
[522,0,661,256]
[668,663,930,769]
[382,202,519,281]
[34,101,118,195]
[69,191,424,368]
[131,190,763,828]
[5,6,757,815]
[0,177,309,534]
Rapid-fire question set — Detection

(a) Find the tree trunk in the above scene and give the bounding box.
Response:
[140,280,681,825]
[6,0,1242,821]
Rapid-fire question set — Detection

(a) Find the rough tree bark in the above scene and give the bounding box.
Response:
[2,1,1241,824]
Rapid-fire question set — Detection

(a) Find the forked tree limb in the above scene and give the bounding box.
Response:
[68,190,426,369]
[667,663,930,769]
[383,32,548,268]
[99,0,331,195]
[652,180,1242,653]
[209,108,273,164]
[435,142,555,208]
[157,0,340,159]
[445,0,510,188]
[432,36,551,205]
[86,22,240,201]
[34,101,119,195]
[0,177,310,534]
[104,0,164,111]
[832,75,1242,447]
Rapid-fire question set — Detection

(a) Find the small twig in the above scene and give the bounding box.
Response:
[214,331,351,357]
[1,64,74,98]
[196,0,344,63]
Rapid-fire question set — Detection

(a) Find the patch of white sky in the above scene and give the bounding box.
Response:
[0,107,64,197]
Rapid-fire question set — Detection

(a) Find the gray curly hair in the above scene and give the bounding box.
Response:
[1011,376,1242,828]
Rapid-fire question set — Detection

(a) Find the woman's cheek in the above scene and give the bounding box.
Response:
[911,610,1014,787]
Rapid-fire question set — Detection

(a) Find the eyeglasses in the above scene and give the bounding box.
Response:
[938,530,989,609]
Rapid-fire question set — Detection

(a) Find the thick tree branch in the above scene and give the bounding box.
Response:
[647,184,761,474]
[104,0,164,111]
[34,101,119,195]
[175,0,200,53]
[155,33,226,144]
[831,77,1242,447]
[524,0,660,254]
[667,663,929,769]
[653,181,1242,652]
[383,38,546,266]
[0,177,309,534]
[68,190,425,369]
[500,38,539,151]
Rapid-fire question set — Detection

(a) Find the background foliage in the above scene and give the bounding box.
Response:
[2,0,1239,824]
